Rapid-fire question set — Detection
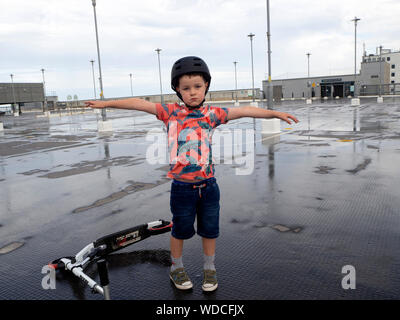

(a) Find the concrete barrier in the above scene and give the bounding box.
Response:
[250,101,258,107]
[98,120,113,132]
[351,98,360,106]
[261,118,281,134]
[261,133,281,145]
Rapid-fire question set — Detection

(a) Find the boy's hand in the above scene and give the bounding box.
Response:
[85,100,107,109]
[274,111,299,125]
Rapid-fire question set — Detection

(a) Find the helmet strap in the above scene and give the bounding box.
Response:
[185,97,206,109]
[175,92,205,109]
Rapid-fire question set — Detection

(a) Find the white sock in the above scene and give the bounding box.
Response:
[203,254,216,271]
[170,255,183,272]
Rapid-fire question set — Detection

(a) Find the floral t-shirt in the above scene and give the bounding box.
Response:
[155,103,229,181]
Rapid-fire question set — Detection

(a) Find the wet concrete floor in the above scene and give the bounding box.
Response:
[1,98,400,300]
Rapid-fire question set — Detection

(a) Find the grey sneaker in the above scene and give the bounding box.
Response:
[169,268,193,290]
[202,269,218,292]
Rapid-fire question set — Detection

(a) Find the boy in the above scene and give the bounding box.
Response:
[85,56,299,292]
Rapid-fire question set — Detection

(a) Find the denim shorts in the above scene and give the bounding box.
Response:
[170,177,220,240]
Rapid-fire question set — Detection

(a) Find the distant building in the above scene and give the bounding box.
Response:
[363,47,400,87]
[62,88,263,107]
[263,47,398,100]
[0,82,45,112]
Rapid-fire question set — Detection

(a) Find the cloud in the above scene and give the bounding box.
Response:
[1,0,400,100]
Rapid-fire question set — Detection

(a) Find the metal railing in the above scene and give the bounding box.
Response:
[359,83,399,96]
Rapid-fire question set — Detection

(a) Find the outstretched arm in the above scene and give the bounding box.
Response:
[84,98,157,115]
[227,106,299,125]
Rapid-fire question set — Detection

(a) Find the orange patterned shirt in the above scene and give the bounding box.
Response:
[155,103,229,181]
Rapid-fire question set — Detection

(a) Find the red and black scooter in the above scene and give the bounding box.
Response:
[49,220,172,300]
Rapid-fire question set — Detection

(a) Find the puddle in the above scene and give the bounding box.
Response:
[314,166,336,174]
[0,242,24,254]
[249,221,303,234]
[230,218,252,224]
[72,181,165,213]
[271,224,291,232]
[37,157,143,179]
[0,141,78,157]
[19,169,50,176]
[310,143,330,147]
[346,158,372,174]
[270,224,303,233]
[106,249,171,268]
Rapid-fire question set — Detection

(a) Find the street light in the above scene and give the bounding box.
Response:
[155,48,164,105]
[248,33,255,102]
[379,45,382,97]
[90,59,97,99]
[266,0,272,110]
[10,74,17,115]
[306,53,311,99]
[129,73,133,96]
[233,61,238,102]
[91,0,107,121]
[41,68,48,114]
[351,16,361,98]
[306,53,311,78]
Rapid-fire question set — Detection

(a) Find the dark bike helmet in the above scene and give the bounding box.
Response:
[171,56,211,104]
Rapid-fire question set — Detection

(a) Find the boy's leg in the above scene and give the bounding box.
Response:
[170,236,184,271]
[169,181,197,290]
[169,235,193,290]
[170,235,184,258]
[196,180,220,292]
[202,237,216,270]
[202,237,218,292]
[202,237,216,256]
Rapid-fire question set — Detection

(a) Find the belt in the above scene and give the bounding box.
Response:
[172,177,215,198]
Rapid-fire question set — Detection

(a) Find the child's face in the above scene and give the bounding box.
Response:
[176,75,208,107]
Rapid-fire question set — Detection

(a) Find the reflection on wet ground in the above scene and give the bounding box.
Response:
[1,98,400,299]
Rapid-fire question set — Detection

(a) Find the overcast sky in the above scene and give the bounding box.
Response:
[1,0,400,101]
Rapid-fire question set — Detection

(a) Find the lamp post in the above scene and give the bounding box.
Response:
[248,33,255,102]
[155,48,164,105]
[377,45,384,103]
[306,53,311,99]
[41,68,48,114]
[379,45,382,97]
[129,73,133,96]
[90,59,97,99]
[351,16,361,99]
[91,0,107,121]
[266,0,272,110]
[233,61,238,103]
[10,74,18,115]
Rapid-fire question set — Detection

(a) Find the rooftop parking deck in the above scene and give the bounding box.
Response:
[1,98,400,300]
